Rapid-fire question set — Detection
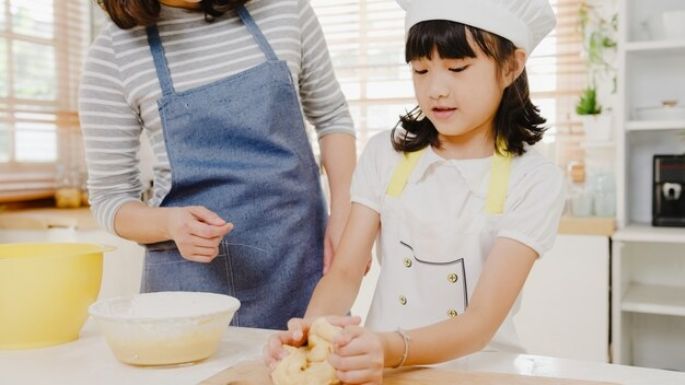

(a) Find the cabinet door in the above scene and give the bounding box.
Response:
[514,234,610,362]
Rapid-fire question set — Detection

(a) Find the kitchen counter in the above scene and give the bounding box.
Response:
[0,208,615,236]
[1,321,683,385]
[0,207,98,231]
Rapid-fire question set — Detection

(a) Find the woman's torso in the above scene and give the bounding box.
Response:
[79,0,350,228]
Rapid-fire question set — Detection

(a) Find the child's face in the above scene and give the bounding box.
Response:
[410,38,507,145]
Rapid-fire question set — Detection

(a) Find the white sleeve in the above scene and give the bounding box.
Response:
[350,132,393,213]
[496,162,566,258]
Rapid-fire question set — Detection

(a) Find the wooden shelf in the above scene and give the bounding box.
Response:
[581,140,615,148]
[625,40,685,54]
[0,208,98,231]
[622,283,685,317]
[613,224,685,244]
[625,120,685,131]
[558,216,615,236]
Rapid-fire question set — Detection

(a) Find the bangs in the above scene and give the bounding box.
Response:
[405,20,498,63]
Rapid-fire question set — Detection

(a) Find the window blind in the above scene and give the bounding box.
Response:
[0,0,90,201]
[311,0,586,166]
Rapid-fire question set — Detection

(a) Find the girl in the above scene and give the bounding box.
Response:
[79,0,356,330]
[265,0,565,382]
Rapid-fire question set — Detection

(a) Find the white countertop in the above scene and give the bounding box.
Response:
[1,321,684,385]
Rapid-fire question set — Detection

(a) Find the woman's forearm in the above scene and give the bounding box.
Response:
[319,133,356,212]
[113,201,173,244]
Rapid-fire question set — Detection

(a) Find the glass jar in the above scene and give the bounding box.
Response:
[589,171,616,217]
[567,161,593,217]
[55,165,81,209]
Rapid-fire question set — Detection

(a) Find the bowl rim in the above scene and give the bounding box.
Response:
[0,242,114,261]
[89,291,241,322]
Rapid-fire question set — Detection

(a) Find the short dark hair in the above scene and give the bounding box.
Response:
[97,0,251,29]
[392,20,547,156]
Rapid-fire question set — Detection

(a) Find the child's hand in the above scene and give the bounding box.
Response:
[263,316,361,370]
[263,318,311,369]
[329,325,384,385]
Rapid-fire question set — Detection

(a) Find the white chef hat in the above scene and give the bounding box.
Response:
[396,0,556,55]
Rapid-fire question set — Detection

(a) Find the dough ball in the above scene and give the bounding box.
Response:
[307,334,331,362]
[310,317,342,342]
[272,346,307,385]
[272,318,342,385]
[305,362,338,385]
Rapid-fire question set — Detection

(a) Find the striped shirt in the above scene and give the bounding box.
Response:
[78,0,354,233]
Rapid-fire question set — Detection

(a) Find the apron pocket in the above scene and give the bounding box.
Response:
[406,238,462,265]
[402,239,470,317]
[225,243,272,301]
[145,240,177,253]
[142,244,229,293]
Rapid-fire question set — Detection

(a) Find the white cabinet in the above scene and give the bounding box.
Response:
[0,228,145,301]
[613,0,685,371]
[612,238,685,371]
[514,234,610,363]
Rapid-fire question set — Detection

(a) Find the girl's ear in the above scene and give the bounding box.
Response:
[503,48,527,88]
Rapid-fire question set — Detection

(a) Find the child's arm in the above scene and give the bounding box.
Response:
[263,203,379,367]
[388,237,537,364]
[305,202,380,318]
[328,236,538,382]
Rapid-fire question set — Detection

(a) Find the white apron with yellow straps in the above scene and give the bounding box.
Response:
[364,146,524,352]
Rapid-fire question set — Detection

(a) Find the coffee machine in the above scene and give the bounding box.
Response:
[653,154,685,227]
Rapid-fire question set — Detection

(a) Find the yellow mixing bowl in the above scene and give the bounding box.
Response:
[0,243,106,349]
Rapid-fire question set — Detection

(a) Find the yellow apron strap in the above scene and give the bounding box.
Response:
[386,149,426,197]
[485,152,512,214]
[386,145,511,213]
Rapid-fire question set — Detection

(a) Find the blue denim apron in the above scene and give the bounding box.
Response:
[140,5,325,330]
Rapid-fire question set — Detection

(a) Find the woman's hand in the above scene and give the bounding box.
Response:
[165,206,233,263]
[329,325,384,385]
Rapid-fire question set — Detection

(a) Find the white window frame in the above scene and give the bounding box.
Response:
[0,0,88,202]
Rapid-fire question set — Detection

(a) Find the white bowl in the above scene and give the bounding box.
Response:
[89,292,240,366]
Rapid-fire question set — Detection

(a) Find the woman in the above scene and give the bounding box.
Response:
[79,0,356,329]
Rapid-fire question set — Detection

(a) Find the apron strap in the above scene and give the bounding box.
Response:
[385,147,512,214]
[236,5,279,62]
[146,25,176,96]
[146,4,279,97]
[386,149,426,197]
[485,152,512,214]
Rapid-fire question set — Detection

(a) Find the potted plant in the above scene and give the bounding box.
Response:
[576,87,602,116]
[576,86,612,141]
[577,2,617,142]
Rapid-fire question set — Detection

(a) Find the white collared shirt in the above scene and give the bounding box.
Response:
[351,130,565,352]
